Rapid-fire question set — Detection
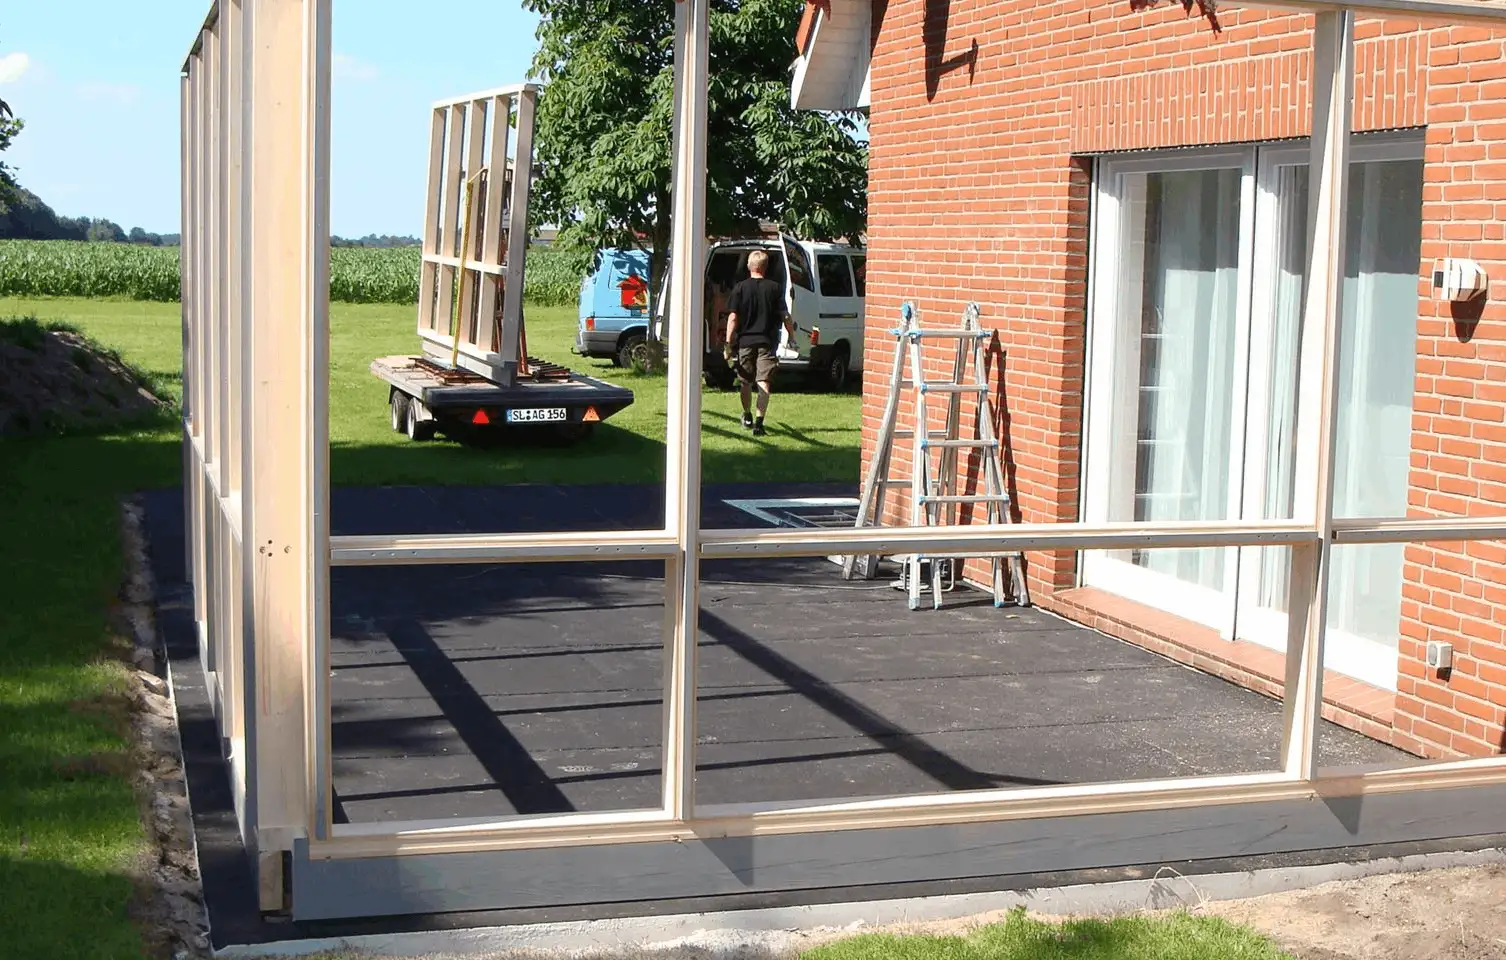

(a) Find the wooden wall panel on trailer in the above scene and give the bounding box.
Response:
[414,85,538,385]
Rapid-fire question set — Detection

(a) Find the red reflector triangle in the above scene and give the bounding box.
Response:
[583,406,600,423]
[471,409,490,425]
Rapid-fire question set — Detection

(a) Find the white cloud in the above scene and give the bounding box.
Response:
[0,52,30,84]
[76,82,141,106]
[333,53,378,83]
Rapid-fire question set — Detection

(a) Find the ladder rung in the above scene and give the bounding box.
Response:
[919,494,1011,504]
[922,439,998,449]
[920,383,987,394]
[894,429,951,440]
[905,329,988,339]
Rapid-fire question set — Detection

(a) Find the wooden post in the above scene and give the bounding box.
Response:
[242,0,331,909]
[661,0,710,822]
[499,88,536,374]
[1281,9,1355,780]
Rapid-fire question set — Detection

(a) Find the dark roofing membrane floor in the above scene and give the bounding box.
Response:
[142,482,1406,943]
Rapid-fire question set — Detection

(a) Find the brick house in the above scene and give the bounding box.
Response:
[791,0,1506,759]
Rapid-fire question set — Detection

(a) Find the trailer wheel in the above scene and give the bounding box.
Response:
[404,397,436,442]
[389,390,411,433]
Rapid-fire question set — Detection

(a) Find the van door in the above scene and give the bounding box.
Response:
[814,251,862,369]
[780,235,819,361]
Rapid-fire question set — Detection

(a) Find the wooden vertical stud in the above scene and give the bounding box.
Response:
[661,0,709,822]
[477,94,512,354]
[499,88,535,370]
[418,108,446,334]
[242,0,330,907]
[1281,9,1355,781]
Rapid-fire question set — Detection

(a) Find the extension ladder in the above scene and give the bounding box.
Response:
[843,302,1031,610]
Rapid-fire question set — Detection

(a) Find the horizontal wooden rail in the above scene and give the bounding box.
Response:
[305,756,1506,860]
[699,520,1318,557]
[1330,516,1506,544]
[431,82,537,110]
[329,529,679,565]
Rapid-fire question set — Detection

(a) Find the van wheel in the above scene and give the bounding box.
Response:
[616,332,646,369]
[822,344,851,392]
[390,390,410,432]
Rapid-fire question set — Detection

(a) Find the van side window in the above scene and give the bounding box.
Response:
[786,244,814,291]
[817,254,854,297]
[850,255,866,297]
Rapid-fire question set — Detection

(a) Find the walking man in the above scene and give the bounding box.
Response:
[723,250,796,436]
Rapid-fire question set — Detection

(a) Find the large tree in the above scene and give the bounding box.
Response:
[523,0,867,321]
[0,91,20,207]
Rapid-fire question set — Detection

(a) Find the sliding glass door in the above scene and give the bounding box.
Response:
[1085,137,1425,690]
[1082,151,1254,628]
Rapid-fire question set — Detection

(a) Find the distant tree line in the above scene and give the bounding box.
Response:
[0,189,422,248]
[330,234,420,248]
[0,189,180,245]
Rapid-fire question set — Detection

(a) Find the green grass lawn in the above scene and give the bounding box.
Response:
[0,296,862,487]
[805,909,1293,960]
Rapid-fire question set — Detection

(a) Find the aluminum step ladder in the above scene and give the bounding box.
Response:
[843,302,1031,610]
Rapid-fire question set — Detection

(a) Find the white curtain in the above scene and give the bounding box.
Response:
[1124,168,1243,590]
[1329,160,1423,644]
[1255,158,1423,653]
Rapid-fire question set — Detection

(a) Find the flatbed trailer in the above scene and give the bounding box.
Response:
[372,355,634,443]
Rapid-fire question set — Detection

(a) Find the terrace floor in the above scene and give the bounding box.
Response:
[143,481,1404,945]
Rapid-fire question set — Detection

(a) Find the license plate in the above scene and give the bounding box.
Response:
[506,407,567,423]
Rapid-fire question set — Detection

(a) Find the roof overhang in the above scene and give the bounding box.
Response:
[788,0,1506,112]
[791,0,872,112]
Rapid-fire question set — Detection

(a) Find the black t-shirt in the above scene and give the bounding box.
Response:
[726,276,787,348]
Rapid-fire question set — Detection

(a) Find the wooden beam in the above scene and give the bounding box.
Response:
[700,519,1317,558]
[242,0,328,894]
[499,88,536,369]
[661,0,711,824]
[330,530,680,566]
[304,756,1506,861]
[417,108,445,334]
[1281,9,1355,782]
[475,95,511,353]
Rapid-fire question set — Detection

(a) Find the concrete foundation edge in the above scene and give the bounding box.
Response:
[219,843,1506,958]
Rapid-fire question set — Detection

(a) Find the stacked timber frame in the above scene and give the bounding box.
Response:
[182,0,1506,923]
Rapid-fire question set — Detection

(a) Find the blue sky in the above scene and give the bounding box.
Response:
[1,1,543,236]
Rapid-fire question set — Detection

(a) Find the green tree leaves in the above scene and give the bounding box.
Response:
[523,0,867,306]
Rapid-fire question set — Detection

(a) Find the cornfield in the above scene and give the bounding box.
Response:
[0,240,585,307]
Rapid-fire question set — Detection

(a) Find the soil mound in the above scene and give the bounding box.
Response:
[0,317,165,438]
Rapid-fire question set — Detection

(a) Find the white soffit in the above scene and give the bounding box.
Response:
[791,0,872,111]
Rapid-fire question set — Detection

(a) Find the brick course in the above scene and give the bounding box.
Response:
[863,0,1506,758]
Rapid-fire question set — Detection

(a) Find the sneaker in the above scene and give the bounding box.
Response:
[741,412,754,430]
[751,418,766,437]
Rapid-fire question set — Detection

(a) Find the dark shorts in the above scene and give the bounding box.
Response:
[735,344,778,384]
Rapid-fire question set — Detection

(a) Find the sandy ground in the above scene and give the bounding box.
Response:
[1202,863,1506,960]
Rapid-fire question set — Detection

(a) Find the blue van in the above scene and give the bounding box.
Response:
[573,248,653,368]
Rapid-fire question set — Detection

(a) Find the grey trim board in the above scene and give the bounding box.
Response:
[292,782,1506,920]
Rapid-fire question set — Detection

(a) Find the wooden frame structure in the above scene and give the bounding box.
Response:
[181,0,1506,920]
[415,85,536,384]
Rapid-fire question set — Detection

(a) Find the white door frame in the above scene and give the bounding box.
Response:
[1082,147,1256,635]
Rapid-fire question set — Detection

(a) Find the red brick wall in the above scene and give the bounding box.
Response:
[864,1,1506,758]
